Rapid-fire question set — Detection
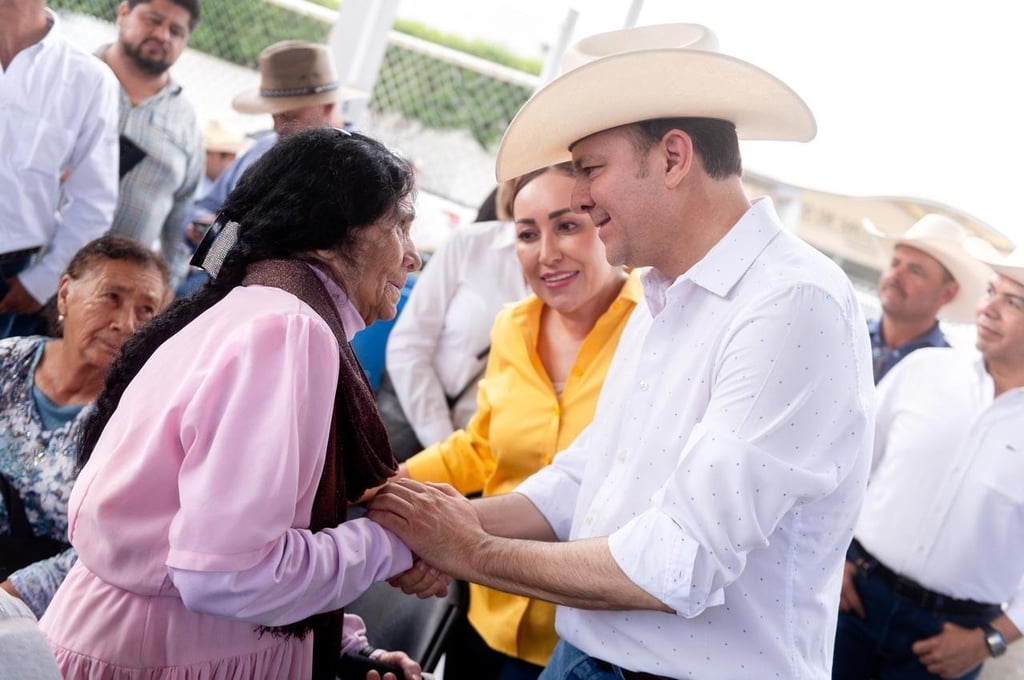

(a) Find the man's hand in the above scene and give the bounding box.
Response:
[367,479,484,577]
[838,560,865,618]
[387,558,451,599]
[912,622,988,678]
[0,277,42,315]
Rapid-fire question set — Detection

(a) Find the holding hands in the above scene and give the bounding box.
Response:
[368,479,486,580]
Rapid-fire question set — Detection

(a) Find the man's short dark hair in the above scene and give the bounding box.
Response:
[127,0,201,31]
[626,117,742,180]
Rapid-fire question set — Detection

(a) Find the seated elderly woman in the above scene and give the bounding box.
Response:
[41,128,439,680]
[392,163,642,679]
[0,236,171,618]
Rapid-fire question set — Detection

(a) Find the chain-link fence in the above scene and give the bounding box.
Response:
[52,0,547,225]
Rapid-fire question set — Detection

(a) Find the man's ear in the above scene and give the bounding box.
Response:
[661,130,693,188]
[940,279,960,306]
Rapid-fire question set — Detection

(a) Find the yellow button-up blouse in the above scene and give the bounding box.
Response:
[404,271,642,666]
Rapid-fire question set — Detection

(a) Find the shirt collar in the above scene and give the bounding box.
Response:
[21,8,58,57]
[641,197,782,315]
[307,264,366,341]
[869,317,948,352]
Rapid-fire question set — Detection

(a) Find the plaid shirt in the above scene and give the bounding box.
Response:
[109,74,203,280]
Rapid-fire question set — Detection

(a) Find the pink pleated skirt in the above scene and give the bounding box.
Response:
[40,562,313,679]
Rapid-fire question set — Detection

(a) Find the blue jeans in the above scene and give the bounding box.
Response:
[833,565,993,680]
[0,255,46,340]
[539,640,627,680]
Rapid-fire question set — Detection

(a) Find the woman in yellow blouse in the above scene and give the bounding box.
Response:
[396,162,642,679]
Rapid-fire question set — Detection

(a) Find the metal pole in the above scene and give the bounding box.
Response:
[539,7,580,86]
[624,0,644,27]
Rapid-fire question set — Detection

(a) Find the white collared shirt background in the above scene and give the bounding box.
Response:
[386,220,529,447]
[856,346,1024,629]
[0,9,118,303]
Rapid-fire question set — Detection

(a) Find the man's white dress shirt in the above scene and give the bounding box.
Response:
[516,199,875,679]
[386,220,528,447]
[0,10,118,302]
[856,347,1024,629]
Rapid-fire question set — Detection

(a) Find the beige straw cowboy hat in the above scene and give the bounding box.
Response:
[232,40,367,116]
[495,23,816,182]
[965,239,1024,288]
[862,214,995,324]
[201,118,248,155]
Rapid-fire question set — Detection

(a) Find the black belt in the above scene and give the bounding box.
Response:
[622,672,672,680]
[594,658,671,680]
[850,539,1001,617]
[0,246,42,263]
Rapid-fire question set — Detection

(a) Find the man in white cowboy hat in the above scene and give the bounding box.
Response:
[862,214,992,383]
[368,23,874,680]
[834,246,1024,680]
[191,40,366,225]
[100,0,204,284]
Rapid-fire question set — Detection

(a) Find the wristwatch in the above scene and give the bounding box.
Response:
[981,624,1008,657]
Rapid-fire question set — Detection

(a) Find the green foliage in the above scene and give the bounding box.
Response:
[392,18,542,75]
[51,0,535,148]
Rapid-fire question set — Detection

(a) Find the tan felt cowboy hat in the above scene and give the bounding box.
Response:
[495,23,816,182]
[965,239,1024,288]
[862,213,995,324]
[201,117,248,155]
[232,40,367,115]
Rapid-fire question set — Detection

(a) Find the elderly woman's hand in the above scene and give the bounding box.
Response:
[387,558,451,599]
[354,464,411,506]
[366,649,422,680]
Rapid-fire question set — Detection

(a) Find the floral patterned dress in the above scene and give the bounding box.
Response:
[0,336,87,617]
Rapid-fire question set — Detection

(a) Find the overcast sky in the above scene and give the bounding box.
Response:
[397,0,1022,246]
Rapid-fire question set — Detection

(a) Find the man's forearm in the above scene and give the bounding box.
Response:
[474,493,558,541]
[462,533,673,613]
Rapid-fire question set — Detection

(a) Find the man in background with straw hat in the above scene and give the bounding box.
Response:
[198,117,247,195]
[99,0,204,285]
[190,39,366,226]
[835,246,1024,679]
[862,214,993,383]
[369,23,873,680]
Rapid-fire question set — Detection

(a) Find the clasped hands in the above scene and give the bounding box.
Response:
[368,479,486,596]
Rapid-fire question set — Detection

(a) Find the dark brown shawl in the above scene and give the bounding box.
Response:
[242,259,395,680]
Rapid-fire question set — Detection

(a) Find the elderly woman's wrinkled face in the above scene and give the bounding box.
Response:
[57,259,168,370]
[344,198,421,325]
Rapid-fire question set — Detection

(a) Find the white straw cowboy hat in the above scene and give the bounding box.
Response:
[862,213,995,324]
[495,23,816,182]
[232,40,367,116]
[201,118,248,155]
[965,239,1024,288]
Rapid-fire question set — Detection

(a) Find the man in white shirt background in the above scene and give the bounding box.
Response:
[0,0,119,339]
[369,23,874,680]
[835,247,1024,680]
